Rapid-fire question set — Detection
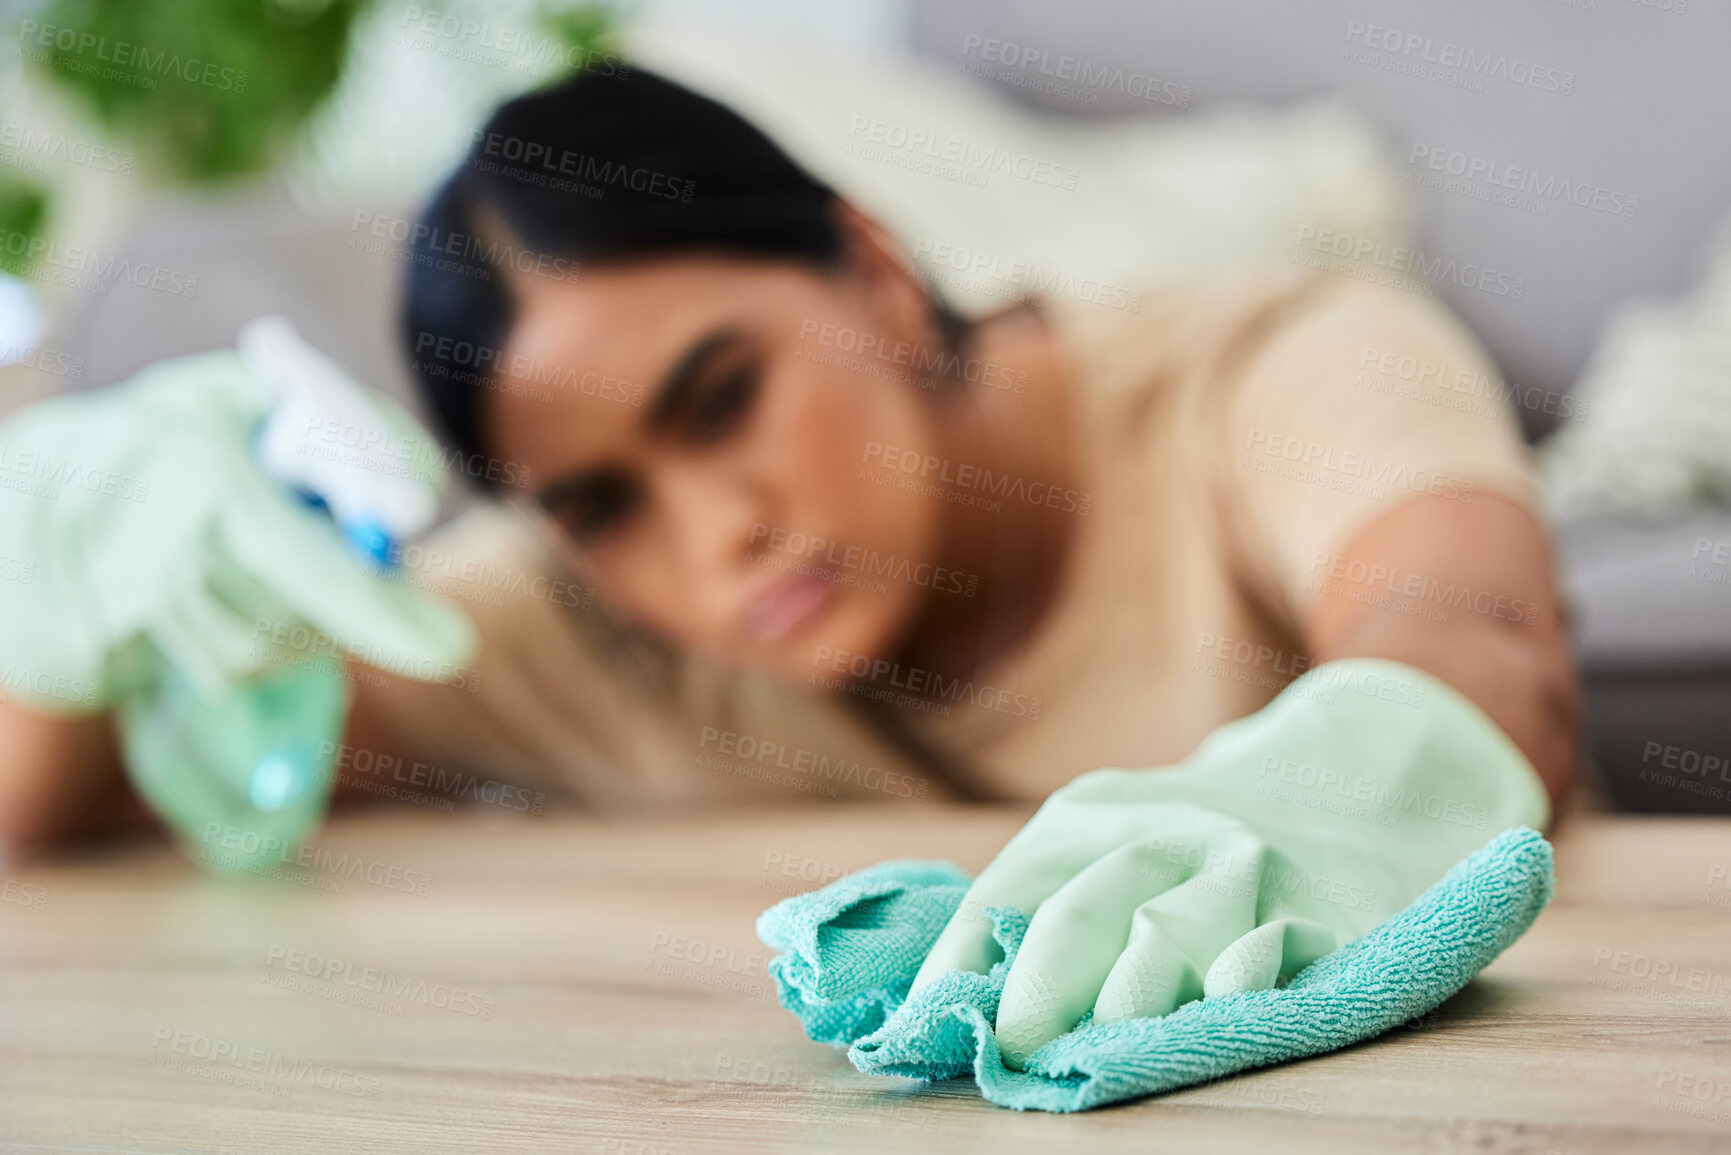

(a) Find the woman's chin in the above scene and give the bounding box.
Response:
[759,594,914,685]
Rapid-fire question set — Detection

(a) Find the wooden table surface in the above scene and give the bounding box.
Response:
[2,802,1729,1154]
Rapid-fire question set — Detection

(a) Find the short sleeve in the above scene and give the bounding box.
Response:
[1219,276,1538,620]
[355,504,695,808]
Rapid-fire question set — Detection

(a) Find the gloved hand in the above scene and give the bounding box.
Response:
[909,658,1549,1070]
[0,347,472,714]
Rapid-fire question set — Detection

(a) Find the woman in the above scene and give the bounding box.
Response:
[0,67,1576,843]
[360,67,1578,813]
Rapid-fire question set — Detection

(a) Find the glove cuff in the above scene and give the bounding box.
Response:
[1277,657,1551,832]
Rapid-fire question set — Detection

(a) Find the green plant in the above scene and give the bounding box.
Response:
[21,0,620,185]
[0,177,50,277]
[27,0,371,181]
[534,0,618,72]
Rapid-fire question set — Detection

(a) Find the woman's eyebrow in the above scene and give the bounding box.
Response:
[645,326,747,430]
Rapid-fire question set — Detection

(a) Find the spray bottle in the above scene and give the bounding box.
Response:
[116,316,441,875]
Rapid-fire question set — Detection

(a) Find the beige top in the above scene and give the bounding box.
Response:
[364,270,1536,809]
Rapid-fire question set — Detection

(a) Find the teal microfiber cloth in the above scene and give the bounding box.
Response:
[756,825,1553,1112]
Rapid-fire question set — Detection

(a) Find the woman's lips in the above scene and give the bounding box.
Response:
[744,571,835,645]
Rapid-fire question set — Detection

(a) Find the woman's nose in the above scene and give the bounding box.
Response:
[655,462,765,577]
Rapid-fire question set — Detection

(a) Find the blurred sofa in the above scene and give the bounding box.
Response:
[906,0,1731,812]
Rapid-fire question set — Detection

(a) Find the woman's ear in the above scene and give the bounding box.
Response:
[829,200,934,342]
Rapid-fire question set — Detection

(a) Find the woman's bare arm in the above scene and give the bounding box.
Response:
[1304,492,1581,814]
[0,698,144,849]
[0,659,427,853]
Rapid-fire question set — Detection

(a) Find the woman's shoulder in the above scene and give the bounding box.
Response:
[1034,269,1337,423]
[1043,268,1473,410]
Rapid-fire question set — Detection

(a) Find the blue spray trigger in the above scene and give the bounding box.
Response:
[291,486,330,515]
[288,488,395,569]
[342,517,397,568]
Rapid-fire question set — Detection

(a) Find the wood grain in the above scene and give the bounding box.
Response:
[2,802,1729,1153]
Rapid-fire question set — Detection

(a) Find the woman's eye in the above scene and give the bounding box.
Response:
[685,363,759,443]
[554,473,639,543]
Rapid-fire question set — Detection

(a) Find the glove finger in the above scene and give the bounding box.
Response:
[1089,860,1266,1026]
[147,568,268,698]
[1091,920,1203,1026]
[910,840,1111,994]
[997,826,1270,1068]
[1203,917,1338,998]
[145,542,333,696]
[994,840,1199,1068]
[218,468,475,679]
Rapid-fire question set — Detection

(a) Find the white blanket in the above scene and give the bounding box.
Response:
[624,19,1410,317]
[1541,212,1731,520]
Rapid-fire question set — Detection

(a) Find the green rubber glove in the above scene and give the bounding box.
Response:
[0,349,473,713]
[908,659,1549,1070]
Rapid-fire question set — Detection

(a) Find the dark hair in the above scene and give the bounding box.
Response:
[401,67,849,467]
